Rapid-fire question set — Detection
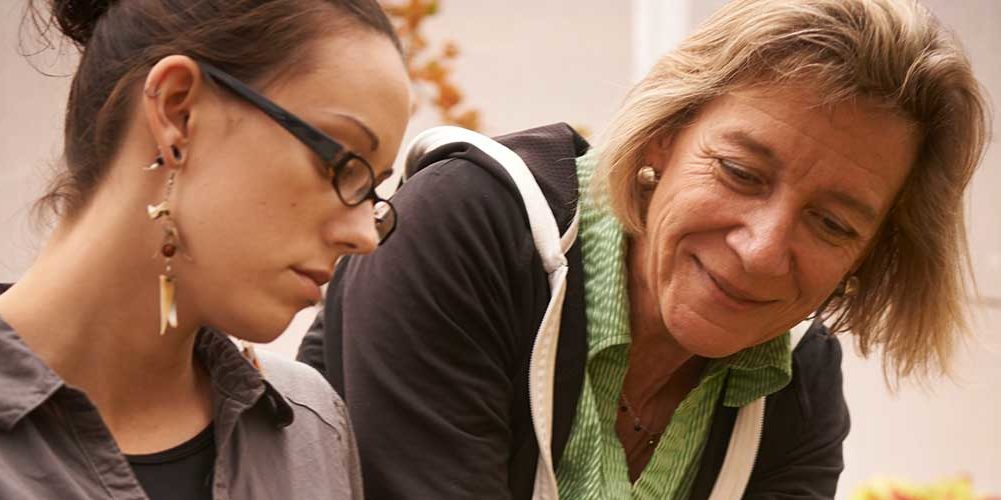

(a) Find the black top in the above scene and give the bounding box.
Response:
[126,425,215,500]
[297,123,850,499]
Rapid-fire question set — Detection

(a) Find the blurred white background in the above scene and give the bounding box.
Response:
[1,0,998,497]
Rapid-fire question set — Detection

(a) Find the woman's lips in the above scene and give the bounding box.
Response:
[291,268,326,304]
[293,267,332,287]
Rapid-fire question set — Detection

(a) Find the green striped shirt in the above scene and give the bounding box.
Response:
[555,150,792,500]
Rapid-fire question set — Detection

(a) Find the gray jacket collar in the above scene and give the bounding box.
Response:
[0,316,62,431]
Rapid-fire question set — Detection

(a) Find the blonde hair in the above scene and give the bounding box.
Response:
[596,0,989,383]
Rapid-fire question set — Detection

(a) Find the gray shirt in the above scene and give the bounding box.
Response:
[0,312,363,500]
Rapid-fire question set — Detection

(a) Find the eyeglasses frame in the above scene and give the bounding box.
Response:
[196,60,397,244]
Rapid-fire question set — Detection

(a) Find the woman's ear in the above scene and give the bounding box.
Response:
[142,55,205,167]
[642,131,675,174]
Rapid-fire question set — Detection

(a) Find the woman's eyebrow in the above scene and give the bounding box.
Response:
[720,130,780,164]
[322,111,380,152]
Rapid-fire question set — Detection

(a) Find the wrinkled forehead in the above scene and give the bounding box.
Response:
[692,86,917,177]
[724,85,918,167]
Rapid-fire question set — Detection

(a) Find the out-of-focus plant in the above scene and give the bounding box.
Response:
[853,476,1000,500]
[382,0,482,131]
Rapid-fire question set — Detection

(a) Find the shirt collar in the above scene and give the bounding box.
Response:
[0,315,63,432]
[194,328,295,427]
[717,332,792,407]
[576,149,632,358]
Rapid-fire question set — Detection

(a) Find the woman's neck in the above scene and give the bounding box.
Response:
[0,170,213,452]
[624,234,698,402]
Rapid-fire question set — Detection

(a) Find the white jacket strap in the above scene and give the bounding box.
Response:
[405,126,576,500]
[706,319,813,500]
[406,126,568,275]
[560,210,580,254]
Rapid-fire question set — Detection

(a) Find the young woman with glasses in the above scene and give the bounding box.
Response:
[0,1,410,499]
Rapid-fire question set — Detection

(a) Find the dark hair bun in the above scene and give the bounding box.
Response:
[50,0,116,46]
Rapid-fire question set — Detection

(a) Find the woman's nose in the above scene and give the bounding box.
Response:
[325,201,379,255]
[725,206,795,277]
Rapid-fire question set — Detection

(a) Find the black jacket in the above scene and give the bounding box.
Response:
[298,124,850,499]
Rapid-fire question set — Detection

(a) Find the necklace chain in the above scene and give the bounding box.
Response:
[619,393,664,447]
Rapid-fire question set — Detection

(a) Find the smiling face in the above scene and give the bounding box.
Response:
[636,85,918,358]
[170,31,411,342]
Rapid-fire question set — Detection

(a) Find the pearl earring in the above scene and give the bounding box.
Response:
[636,165,659,187]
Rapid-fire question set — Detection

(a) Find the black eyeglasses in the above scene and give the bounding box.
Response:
[198,61,397,244]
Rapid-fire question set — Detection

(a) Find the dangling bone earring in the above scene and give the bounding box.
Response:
[158,226,179,335]
[149,167,180,335]
[636,165,660,187]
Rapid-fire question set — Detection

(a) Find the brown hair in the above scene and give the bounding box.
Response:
[595,0,989,384]
[28,0,400,218]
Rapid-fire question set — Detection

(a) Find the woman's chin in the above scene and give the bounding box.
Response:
[236,328,286,345]
[680,335,743,359]
[664,308,749,359]
[214,304,297,344]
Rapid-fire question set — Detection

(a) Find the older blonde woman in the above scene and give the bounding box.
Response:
[299,0,988,498]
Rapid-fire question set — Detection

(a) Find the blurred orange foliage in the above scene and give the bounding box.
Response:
[382,0,482,131]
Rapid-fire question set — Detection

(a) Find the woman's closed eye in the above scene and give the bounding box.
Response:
[716,158,766,190]
[809,209,859,242]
